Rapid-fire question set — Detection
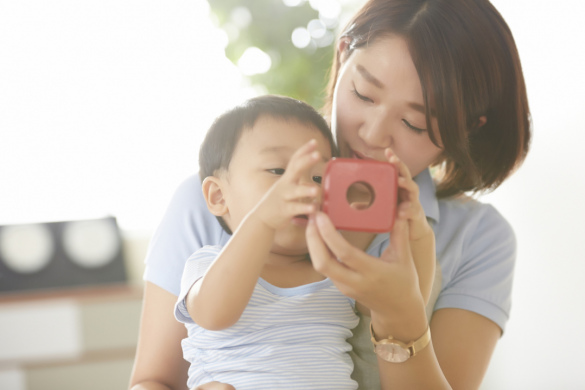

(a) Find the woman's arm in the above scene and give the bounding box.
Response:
[307,212,500,389]
[129,284,239,390]
[130,282,190,390]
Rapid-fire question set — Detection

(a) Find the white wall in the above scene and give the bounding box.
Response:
[480,1,585,388]
[1,0,584,388]
[0,0,253,232]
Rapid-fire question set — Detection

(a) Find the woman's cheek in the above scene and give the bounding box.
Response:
[334,100,359,154]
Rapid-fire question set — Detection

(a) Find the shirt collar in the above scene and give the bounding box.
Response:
[414,168,440,224]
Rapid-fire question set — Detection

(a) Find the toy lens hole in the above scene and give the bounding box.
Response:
[346,181,375,210]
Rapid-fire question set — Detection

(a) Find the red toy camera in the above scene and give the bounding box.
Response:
[322,158,398,233]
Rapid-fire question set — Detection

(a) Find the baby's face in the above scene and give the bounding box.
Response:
[222,115,332,256]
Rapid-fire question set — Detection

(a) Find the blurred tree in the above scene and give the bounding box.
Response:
[208,0,342,109]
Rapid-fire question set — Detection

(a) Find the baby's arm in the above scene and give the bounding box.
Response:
[185,140,323,330]
[387,151,436,305]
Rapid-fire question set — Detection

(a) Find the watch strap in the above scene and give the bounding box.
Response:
[370,322,431,359]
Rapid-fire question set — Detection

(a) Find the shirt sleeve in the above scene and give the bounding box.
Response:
[434,203,516,333]
[174,245,221,324]
[143,174,231,296]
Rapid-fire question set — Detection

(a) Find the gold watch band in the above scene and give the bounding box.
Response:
[370,322,431,358]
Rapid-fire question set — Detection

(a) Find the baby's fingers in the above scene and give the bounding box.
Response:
[285,140,321,181]
[284,185,320,201]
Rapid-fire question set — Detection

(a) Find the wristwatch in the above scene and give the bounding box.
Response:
[370,322,431,363]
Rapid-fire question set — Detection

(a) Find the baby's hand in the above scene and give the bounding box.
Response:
[252,139,323,231]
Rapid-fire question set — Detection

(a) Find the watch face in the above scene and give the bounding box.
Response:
[376,342,411,363]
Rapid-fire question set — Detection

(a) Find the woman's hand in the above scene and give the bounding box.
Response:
[386,149,432,242]
[307,211,425,332]
[386,149,436,305]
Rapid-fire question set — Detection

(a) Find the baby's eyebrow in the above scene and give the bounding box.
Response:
[259,146,290,154]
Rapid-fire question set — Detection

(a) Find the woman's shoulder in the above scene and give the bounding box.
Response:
[437,195,513,237]
[434,195,516,267]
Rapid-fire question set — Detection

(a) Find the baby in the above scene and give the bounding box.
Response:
[174,95,360,389]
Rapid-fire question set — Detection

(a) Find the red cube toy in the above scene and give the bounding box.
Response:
[322,158,398,233]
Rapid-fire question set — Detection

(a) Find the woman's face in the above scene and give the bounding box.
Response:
[332,35,443,178]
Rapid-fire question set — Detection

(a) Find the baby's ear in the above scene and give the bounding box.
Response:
[201,176,229,217]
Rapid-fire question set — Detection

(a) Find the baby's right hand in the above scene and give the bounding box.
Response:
[251,139,323,231]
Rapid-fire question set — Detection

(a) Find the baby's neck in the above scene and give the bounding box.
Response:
[261,252,324,288]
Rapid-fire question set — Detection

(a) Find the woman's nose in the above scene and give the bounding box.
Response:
[358,114,393,148]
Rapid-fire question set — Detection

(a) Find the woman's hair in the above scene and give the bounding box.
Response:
[324,0,531,198]
[199,94,336,233]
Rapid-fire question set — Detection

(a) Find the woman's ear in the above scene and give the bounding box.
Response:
[477,115,487,128]
[201,176,229,217]
[337,37,352,64]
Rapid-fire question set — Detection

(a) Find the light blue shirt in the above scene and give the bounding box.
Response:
[174,245,359,390]
[144,169,516,387]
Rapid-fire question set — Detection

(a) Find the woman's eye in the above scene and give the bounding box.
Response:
[402,119,427,135]
[267,168,285,175]
[351,87,373,103]
[312,176,322,184]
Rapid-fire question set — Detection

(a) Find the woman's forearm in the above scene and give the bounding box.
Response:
[410,231,436,305]
[371,304,451,390]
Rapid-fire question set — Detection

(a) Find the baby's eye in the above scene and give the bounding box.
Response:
[312,176,322,184]
[267,168,285,175]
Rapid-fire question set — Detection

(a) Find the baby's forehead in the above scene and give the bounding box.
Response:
[233,115,332,157]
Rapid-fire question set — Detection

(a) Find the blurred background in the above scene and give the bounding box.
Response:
[0,0,584,389]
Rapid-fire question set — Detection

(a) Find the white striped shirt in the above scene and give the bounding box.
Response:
[175,245,359,390]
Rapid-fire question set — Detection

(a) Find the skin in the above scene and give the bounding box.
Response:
[187,117,331,331]
[306,36,501,389]
[130,36,500,390]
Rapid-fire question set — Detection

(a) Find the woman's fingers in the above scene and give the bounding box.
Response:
[382,217,413,264]
[312,212,374,272]
[306,215,360,285]
[386,149,412,181]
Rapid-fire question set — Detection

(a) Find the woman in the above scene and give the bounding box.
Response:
[130,0,530,388]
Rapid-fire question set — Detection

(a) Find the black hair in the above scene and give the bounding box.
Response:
[199,94,336,233]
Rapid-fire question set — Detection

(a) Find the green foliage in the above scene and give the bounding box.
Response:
[208,0,337,109]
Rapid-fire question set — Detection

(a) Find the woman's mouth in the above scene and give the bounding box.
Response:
[352,150,373,160]
[352,149,392,161]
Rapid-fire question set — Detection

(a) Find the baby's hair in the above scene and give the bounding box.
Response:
[199,94,336,233]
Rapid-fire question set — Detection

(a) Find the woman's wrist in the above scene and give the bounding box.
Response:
[370,295,428,342]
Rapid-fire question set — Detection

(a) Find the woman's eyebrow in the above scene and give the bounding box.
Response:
[408,102,437,117]
[356,64,384,89]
